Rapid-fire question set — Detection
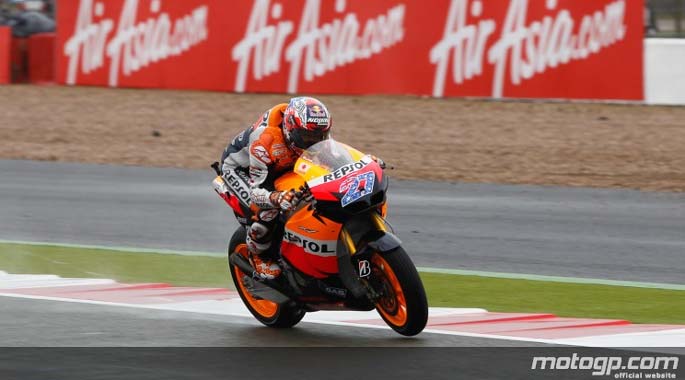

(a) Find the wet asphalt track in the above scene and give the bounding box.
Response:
[0,296,536,347]
[1,159,684,283]
[1,159,684,355]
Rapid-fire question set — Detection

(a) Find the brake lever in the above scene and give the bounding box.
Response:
[295,184,316,211]
[380,161,394,170]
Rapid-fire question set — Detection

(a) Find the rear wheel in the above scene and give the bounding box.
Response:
[371,247,428,336]
[228,227,305,328]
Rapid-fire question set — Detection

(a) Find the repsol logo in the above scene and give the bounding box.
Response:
[323,157,372,182]
[283,231,336,256]
[225,173,250,204]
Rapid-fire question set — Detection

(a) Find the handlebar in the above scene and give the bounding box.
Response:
[294,183,311,201]
[294,183,315,210]
[210,162,222,175]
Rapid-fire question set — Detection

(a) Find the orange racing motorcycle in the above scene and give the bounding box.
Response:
[212,139,428,336]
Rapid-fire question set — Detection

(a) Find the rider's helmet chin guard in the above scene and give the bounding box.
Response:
[283,96,332,155]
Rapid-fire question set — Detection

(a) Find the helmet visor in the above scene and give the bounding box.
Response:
[291,129,330,150]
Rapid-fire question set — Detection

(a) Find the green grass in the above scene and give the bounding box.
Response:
[423,274,683,324]
[0,243,231,288]
[0,243,683,324]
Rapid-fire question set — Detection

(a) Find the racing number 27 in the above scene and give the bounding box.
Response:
[340,171,375,207]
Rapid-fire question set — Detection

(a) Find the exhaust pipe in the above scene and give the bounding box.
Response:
[229,251,257,277]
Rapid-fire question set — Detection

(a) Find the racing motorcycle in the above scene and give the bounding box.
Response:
[211,139,428,336]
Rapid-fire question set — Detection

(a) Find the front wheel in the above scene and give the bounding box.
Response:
[371,247,428,336]
[228,227,305,328]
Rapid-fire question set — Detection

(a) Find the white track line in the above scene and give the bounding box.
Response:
[0,291,565,346]
[1,273,684,347]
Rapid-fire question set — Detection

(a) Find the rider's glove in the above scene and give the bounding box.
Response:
[269,190,299,212]
[370,155,387,170]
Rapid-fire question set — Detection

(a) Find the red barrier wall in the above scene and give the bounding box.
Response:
[0,27,10,84]
[55,0,644,100]
[28,33,56,83]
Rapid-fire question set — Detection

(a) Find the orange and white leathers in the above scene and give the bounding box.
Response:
[220,103,299,256]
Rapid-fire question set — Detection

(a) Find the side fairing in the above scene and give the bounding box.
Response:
[281,206,342,279]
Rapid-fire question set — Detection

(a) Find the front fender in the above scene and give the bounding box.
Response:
[335,216,403,298]
[361,231,402,255]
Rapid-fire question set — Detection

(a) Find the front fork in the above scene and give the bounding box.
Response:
[337,212,402,301]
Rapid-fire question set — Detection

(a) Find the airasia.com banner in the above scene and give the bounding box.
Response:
[56,0,644,100]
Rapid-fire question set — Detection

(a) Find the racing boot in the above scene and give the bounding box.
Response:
[246,225,281,280]
[249,253,281,280]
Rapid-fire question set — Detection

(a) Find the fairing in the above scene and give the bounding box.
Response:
[275,140,386,279]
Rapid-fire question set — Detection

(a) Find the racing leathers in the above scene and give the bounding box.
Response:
[220,103,299,279]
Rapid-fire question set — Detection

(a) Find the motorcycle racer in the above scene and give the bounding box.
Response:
[219,97,332,280]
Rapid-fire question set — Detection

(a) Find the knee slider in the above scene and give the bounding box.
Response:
[248,222,271,243]
[246,234,272,254]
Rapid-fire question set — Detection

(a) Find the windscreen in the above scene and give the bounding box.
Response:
[300,139,356,172]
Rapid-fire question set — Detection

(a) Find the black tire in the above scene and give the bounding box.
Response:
[372,247,428,336]
[228,227,305,328]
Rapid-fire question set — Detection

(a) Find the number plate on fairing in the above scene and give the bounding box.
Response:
[340,171,375,207]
